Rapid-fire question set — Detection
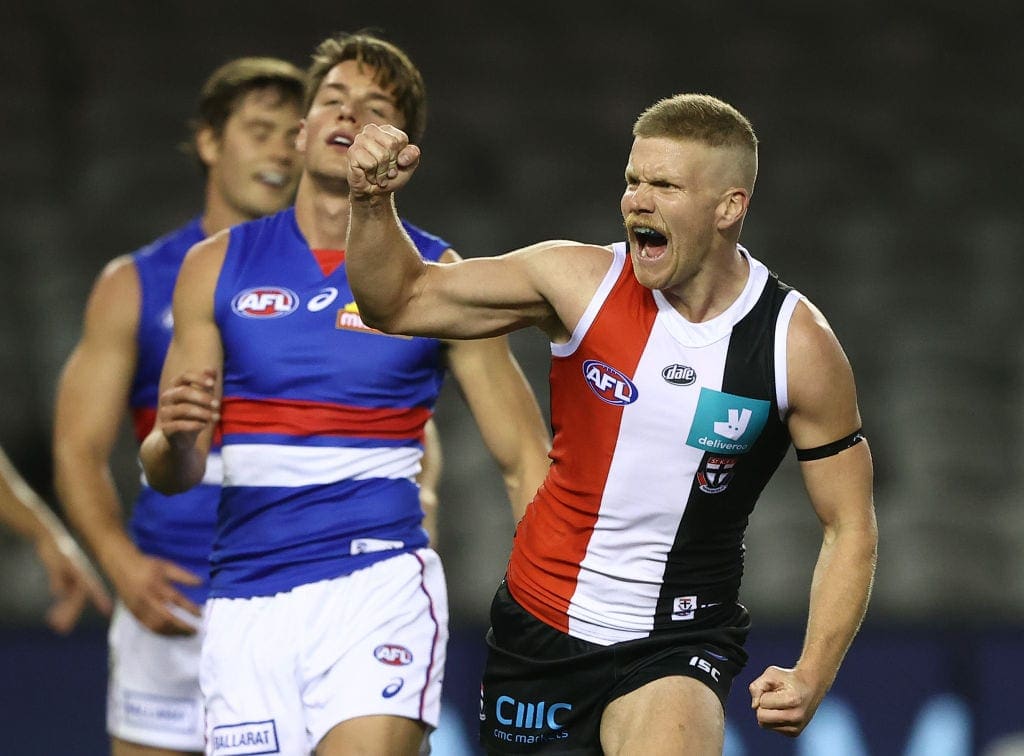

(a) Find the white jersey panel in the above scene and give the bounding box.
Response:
[567,318,733,643]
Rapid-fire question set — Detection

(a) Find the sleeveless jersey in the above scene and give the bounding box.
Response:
[211,207,450,599]
[506,242,802,645]
[129,217,221,604]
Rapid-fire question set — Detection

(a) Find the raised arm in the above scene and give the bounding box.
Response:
[139,235,227,494]
[0,447,111,633]
[346,124,602,343]
[749,299,877,737]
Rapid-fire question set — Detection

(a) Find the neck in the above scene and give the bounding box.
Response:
[293,172,350,250]
[663,243,749,323]
[201,189,251,237]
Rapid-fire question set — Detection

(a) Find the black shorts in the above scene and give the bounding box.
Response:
[479,582,750,755]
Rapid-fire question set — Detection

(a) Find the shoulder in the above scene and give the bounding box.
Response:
[788,296,842,356]
[133,217,205,261]
[515,239,613,267]
[177,229,231,288]
[521,240,617,291]
[77,255,141,336]
[786,296,857,411]
[90,254,140,302]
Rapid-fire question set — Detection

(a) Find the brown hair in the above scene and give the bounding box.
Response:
[306,30,427,143]
[184,56,306,171]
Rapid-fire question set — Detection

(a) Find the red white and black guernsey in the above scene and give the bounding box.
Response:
[506,242,803,645]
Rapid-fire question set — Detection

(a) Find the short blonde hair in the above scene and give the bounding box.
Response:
[634,93,758,189]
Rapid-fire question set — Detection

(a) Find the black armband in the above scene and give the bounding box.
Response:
[795,429,865,461]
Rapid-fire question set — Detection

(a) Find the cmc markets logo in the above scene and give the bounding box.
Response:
[231,287,298,318]
[495,696,572,730]
[582,360,638,406]
[374,644,413,666]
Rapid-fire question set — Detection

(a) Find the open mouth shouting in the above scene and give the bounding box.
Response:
[631,226,669,261]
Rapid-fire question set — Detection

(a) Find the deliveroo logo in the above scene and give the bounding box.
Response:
[686,388,770,455]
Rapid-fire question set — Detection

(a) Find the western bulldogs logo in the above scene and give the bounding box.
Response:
[374,644,413,666]
[697,455,737,494]
[231,287,298,318]
[582,360,638,406]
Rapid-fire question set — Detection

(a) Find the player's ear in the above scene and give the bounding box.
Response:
[295,119,308,153]
[196,127,220,168]
[716,188,749,231]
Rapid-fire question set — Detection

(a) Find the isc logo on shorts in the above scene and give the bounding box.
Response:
[582,360,638,406]
[374,644,414,665]
[231,287,298,318]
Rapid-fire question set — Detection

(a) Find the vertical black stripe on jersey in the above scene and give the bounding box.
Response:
[653,272,795,631]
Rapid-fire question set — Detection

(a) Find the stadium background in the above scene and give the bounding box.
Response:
[1,1,1021,753]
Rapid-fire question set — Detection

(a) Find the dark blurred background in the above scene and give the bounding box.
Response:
[1,1,1021,754]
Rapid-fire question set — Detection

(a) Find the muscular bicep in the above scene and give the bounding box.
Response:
[785,299,863,451]
[786,299,875,530]
[403,241,609,342]
[54,258,141,463]
[157,236,226,398]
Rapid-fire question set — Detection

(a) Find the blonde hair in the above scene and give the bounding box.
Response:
[634,93,758,189]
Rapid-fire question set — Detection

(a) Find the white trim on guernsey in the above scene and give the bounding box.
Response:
[220,445,422,487]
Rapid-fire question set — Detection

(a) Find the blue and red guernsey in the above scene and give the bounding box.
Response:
[507,242,801,645]
[211,207,450,598]
[130,218,221,605]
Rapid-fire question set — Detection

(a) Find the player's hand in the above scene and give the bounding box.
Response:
[109,547,203,636]
[348,124,420,196]
[34,531,112,634]
[156,369,220,450]
[748,665,824,737]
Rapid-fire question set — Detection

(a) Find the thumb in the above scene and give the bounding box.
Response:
[397,143,421,169]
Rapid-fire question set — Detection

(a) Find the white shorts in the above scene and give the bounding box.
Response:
[107,600,206,751]
[200,549,449,756]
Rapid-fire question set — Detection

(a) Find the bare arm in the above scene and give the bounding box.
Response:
[0,447,111,633]
[346,124,606,343]
[418,418,442,547]
[444,335,551,526]
[54,257,203,634]
[749,299,878,737]
[139,234,226,494]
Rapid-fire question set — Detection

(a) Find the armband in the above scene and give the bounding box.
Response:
[795,429,865,461]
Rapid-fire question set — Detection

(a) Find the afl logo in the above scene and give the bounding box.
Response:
[583,360,638,406]
[662,364,697,386]
[374,644,414,666]
[231,287,299,318]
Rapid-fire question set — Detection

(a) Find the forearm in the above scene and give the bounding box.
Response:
[347,194,426,331]
[502,452,551,524]
[796,521,877,692]
[138,430,207,495]
[0,464,50,542]
[54,455,136,575]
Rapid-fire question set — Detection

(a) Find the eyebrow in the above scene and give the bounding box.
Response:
[320,82,395,105]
